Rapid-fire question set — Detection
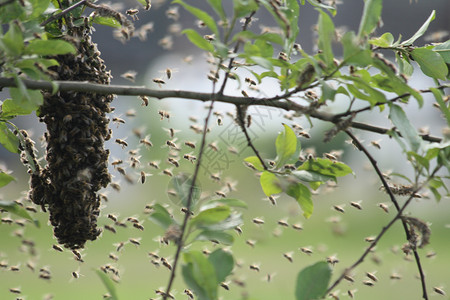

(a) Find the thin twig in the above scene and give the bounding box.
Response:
[338,130,430,299]
[40,0,87,26]
[0,77,443,143]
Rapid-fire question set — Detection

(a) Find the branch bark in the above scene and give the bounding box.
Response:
[0,77,443,143]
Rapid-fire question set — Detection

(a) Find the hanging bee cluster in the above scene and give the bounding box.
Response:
[28,25,113,249]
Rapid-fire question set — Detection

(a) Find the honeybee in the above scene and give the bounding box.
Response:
[115,139,128,148]
[139,138,153,148]
[208,142,219,152]
[362,280,374,286]
[390,273,402,280]
[234,226,243,235]
[300,247,313,255]
[114,242,125,252]
[283,252,293,263]
[245,77,257,86]
[167,157,180,167]
[378,202,389,213]
[52,244,64,252]
[9,287,21,294]
[165,6,179,20]
[371,140,381,149]
[246,239,256,247]
[348,289,357,298]
[133,223,144,231]
[72,250,82,261]
[163,169,173,177]
[126,8,139,20]
[184,289,194,299]
[104,225,116,234]
[129,238,141,246]
[324,153,337,161]
[112,117,125,126]
[139,95,149,106]
[215,191,227,198]
[72,271,81,279]
[364,236,376,243]
[277,219,289,227]
[153,78,165,87]
[204,34,215,41]
[333,205,345,213]
[241,90,249,97]
[183,154,197,163]
[121,70,137,82]
[350,201,363,210]
[158,35,173,50]
[149,161,160,169]
[326,255,339,265]
[161,257,172,270]
[166,140,178,149]
[252,218,265,225]
[366,272,378,282]
[112,159,123,166]
[158,110,171,120]
[220,281,230,290]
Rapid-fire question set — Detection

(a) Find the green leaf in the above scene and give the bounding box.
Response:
[401,10,435,46]
[194,230,234,245]
[209,249,234,283]
[286,182,313,218]
[191,206,231,227]
[168,173,201,207]
[148,203,174,229]
[183,264,207,299]
[276,123,298,166]
[430,88,450,125]
[95,269,119,300]
[341,31,372,66]
[204,198,248,209]
[298,158,353,178]
[244,156,265,171]
[411,48,448,80]
[396,53,414,77]
[369,32,394,47]
[92,16,122,28]
[307,0,336,15]
[233,0,258,19]
[260,171,282,196]
[25,39,77,56]
[0,22,24,56]
[389,104,422,152]
[182,29,214,52]
[291,170,335,183]
[0,200,40,227]
[357,0,383,38]
[184,251,218,300]
[29,0,51,19]
[434,40,450,64]
[198,212,244,231]
[207,0,226,20]
[174,0,219,37]
[0,123,19,153]
[0,173,15,188]
[317,9,335,67]
[295,261,332,300]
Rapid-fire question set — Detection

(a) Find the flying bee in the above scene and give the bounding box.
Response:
[140,171,149,184]
[246,239,256,248]
[9,287,21,294]
[362,280,375,286]
[210,173,221,182]
[298,131,311,138]
[138,137,152,148]
[133,223,145,231]
[366,272,378,282]
[350,201,363,210]
[390,272,402,280]
[167,157,180,167]
[158,110,171,120]
[52,244,64,252]
[161,257,172,270]
[112,117,125,126]
[166,140,178,149]
[166,6,179,20]
[348,289,357,298]
[129,238,141,246]
[25,206,37,213]
[183,154,196,163]
[300,247,313,255]
[207,73,218,82]
[371,140,381,149]
[217,116,223,126]
[104,225,116,234]
[344,275,355,282]
[184,289,194,299]
[109,253,119,262]
[283,252,293,263]
[333,205,345,213]
[208,142,219,151]
[252,217,265,225]
[139,95,149,106]
[115,139,128,148]
[215,191,227,198]
[190,124,203,134]
[267,195,278,205]
[324,153,337,161]
[153,78,165,87]
[184,141,196,149]
[249,264,260,272]
[277,219,289,227]
[114,242,125,252]
[148,161,160,169]
[112,159,123,166]
[116,167,126,176]
[234,226,243,235]
[364,236,376,243]
[326,255,339,265]
[220,281,230,290]
[163,169,173,177]
[72,271,81,279]
[378,202,389,213]
[72,250,82,261]
[245,77,257,86]
[241,90,249,97]
[121,70,137,82]
[126,8,139,20]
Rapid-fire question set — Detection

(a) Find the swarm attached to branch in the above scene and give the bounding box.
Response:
[29,26,113,249]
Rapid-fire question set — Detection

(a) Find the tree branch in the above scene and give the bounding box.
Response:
[0,77,442,143]
[40,0,87,27]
